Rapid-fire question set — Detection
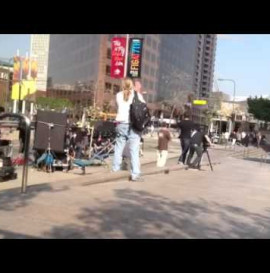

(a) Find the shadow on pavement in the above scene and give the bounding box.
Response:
[44,189,270,239]
[0,228,39,239]
[0,184,70,212]
[243,157,270,164]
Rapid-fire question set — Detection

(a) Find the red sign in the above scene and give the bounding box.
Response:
[111,37,127,78]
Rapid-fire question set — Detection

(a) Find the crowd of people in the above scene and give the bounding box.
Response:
[209,129,266,148]
[1,77,269,180]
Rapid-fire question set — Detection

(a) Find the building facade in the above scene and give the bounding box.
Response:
[193,34,217,98]
[0,62,13,109]
[30,34,50,91]
[157,34,198,102]
[47,34,217,115]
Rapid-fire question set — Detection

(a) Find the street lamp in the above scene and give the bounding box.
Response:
[218,78,236,133]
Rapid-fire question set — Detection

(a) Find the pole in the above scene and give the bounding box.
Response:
[169,105,175,129]
[232,80,236,133]
[18,57,23,113]
[124,34,130,77]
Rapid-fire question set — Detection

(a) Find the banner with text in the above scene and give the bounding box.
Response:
[111,37,127,78]
[127,38,143,78]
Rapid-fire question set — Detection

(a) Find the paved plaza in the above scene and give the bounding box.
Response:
[0,137,270,239]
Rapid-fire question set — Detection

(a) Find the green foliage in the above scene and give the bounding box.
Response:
[36,97,73,111]
[203,108,217,126]
[103,102,111,113]
[247,96,270,122]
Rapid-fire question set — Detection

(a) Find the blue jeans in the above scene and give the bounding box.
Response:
[112,123,141,179]
[178,138,191,164]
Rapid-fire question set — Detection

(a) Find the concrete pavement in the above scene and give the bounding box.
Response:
[0,147,270,238]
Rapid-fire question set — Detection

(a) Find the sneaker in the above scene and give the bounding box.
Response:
[188,167,199,171]
[130,176,144,182]
[177,161,184,165]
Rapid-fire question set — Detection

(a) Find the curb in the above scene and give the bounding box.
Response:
[1,155,221,193]
[81,161,221,187]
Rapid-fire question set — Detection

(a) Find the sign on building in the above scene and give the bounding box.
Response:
[127,38,143,78]
[110,37,127,79]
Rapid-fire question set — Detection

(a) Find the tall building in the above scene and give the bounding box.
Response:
[30,34,50,91]
[157,34,198,102]
[47,34,217,114]
[194,34,217,98]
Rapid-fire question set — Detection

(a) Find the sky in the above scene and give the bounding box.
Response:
[0,34,30,60]
[0,34,270,100]
[215,34,270,100]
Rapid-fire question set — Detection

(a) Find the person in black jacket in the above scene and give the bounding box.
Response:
[178,113,195,165]
[186,126,211,170]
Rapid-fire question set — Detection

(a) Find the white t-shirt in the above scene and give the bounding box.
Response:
[115,90,145,123]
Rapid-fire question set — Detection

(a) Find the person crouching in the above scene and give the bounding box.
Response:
[156,123,171,167]
[186,126,211,170]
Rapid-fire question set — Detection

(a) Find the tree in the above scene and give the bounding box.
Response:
[103,102,111,113]
[247,96,270,123]
[203,108,218,128]
[36,97,73,111]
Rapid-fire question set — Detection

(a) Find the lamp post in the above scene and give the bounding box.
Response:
[218,78,236,133]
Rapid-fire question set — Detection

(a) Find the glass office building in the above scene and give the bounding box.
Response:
[47,34,216,110]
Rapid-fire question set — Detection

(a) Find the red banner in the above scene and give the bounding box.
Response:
[111,37,127,78]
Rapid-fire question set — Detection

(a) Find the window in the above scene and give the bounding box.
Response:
[146,36,151,46]
[105,82,112,93]
[149,81,154,90]
[106,65,111,75]
[151,68,155,77]
[143,78,148,88]
[151,53,155,63]
[144,50,150,61]
[144,64,149,75]
[107,48,111,59]
[113,84,120,94]
[152,40,157,49]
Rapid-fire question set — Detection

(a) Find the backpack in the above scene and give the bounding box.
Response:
[130,91,151,132]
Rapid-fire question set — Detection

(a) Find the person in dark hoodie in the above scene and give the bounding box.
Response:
[177,112,195,165]
[186,126,212,170]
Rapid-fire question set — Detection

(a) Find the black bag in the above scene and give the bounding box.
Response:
[130,91,151,132]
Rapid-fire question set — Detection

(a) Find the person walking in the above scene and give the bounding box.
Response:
[230,131,237,146]
[177,113,195,165]
[256,131,262,147]
[112,78,145,182]
[156,122,171,167]
[236,131,241,145]
[150,124,155,137]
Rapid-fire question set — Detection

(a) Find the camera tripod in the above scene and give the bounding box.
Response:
[198,146,213,171]
[36,121,54,172]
